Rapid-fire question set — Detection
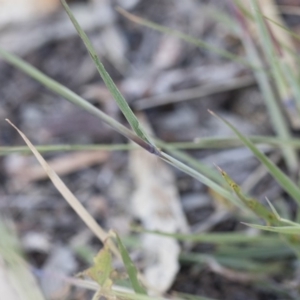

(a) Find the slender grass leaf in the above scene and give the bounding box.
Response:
[132,227,281,245]
[217,166,280,225]
[243,224,300,235]
[116,7,255,69]
[0,48,244,208]
[217,244,293,259]
[232,2,298,173]
[0,48,158,155]
[209,111,300,206]
[61,0,154,146]
[6,119,120,258]
[159,151,240,208]
[180,252,282,273]
[4,135,300,156]
[249,0,292,115]
[264,15,300,43]
[112,231,147,295]
[156,140,225,186]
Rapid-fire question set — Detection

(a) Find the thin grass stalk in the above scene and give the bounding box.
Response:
[231,1,298,173]
[61,0,155,147]
[0,51,238,206]
[116,7,255,69]
[3,135,300,155]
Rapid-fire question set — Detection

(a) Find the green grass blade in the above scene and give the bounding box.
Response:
[217,244,293,259]
[249,0,293,115]
[156,140,224,186]
[180,252,282,273]
[112,232,147,295]
[243,223,300,235]
[4,135,300,155]
[116,7,255,69]
[233,3,299,173]
[217,167,280,224]
[61,0,154,146]
[132,228,281,245]
[0,144,135,155]
[209,110,300,206]
[0,48,156,154]
[0,49,247,209]
[167,136,300,149]
[234,0,300,53]
[159,151,243,208]
[263,15,300,43]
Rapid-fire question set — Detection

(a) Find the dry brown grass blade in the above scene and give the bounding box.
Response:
[6,119,119,258]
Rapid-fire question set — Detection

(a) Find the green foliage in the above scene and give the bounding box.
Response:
[113,231,147,295]
[4,1,300,299]
[209,111,300,207]
[61,0,155,147]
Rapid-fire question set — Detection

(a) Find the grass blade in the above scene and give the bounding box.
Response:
[243,223,300,235]
[112,231,147,295]
[0,49,244,209]
[4,135,300,155]
[249,0,299,127]
[116,7,255,69]
[0,48,157,155]
[159,151,241,209]
[61,0,154,146]
[232,2,299,173]
[132,228,281,245]
[6,119,120,258]
[209,110,300,206]
[156,140,224,186]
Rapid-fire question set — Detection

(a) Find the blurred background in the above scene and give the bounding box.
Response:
[1,0,300,299]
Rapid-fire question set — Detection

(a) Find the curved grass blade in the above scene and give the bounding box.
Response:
[0,48,156,155]
[6,119,120,258]
[209,110,300,207]
[61,0,154,147]
[0,49,239,207]
[116,7,255,69]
